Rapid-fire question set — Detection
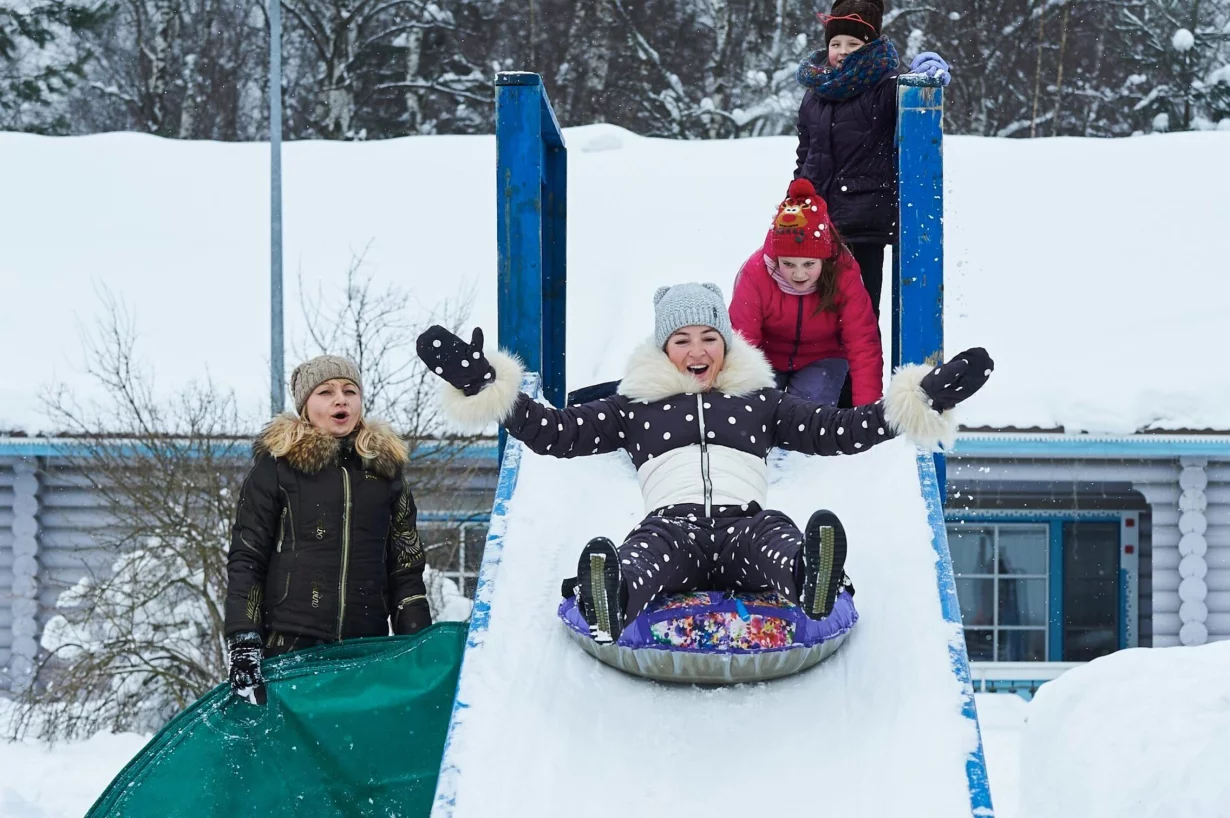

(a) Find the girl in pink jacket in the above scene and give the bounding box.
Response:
[730,179,883,406]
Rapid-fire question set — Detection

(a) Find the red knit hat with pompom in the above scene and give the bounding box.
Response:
[771,179,836,260]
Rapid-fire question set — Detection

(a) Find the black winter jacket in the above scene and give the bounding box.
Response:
[794,71,900,244]
[224,415,431,642]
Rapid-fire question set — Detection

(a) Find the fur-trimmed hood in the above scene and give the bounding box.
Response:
[617,331,776,404]
[255,414,408,479]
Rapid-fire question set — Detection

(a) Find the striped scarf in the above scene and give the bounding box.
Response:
[796,37,899,102]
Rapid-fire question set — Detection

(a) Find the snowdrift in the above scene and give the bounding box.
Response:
[1020,641,1230,818]
[2,129,1229,434]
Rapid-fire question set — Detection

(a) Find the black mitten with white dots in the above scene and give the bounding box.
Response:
[919,348,994,412]
[416,326,496,396]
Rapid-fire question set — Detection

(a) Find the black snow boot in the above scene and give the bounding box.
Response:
[576,537,626,644]
[801,510,849,620]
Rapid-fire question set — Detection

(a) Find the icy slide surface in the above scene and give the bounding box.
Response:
[433,437,981,817]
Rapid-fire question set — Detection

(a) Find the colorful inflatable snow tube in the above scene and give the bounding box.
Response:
[558,590,856,684]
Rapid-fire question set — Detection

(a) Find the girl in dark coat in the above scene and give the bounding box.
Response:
[417,284,992,644]
[224,355,432,703]
[794,0,950,319]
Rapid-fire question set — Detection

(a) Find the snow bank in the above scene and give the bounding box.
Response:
[2,127,1227,434]
[1020,642,1230,818]
[0,702,148,817]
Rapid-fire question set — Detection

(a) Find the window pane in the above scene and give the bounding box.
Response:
[964,629,993,661]
[1065,522,1119,581]
[1063,522,1120,661]
[1064,626,1118,662]
[997,629,1046,661]
[957,578,995,626]
[949,527,994,575]
[998,578,1047,627]
[997,526,1048,575]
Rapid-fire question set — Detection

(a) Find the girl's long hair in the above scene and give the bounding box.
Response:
[813,223,850,315]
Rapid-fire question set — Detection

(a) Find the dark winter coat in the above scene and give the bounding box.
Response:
[448,334,904,517]
[794,71,900,244]
[730,231,883,405]
[224,415,431,643]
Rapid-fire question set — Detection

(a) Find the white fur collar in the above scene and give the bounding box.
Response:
[617,332,775,403]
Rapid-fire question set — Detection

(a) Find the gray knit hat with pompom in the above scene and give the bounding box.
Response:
[290,355,362,413]
[653,282,733,350]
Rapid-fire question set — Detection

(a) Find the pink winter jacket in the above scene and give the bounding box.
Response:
[730,232,884,405]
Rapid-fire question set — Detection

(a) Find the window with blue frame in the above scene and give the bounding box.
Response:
[947,516,1126,662]
[949,523,1049,661]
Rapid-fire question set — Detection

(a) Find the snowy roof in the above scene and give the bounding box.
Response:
[2,126,1228,436]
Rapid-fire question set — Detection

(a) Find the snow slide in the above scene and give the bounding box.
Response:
[431,379,994,817]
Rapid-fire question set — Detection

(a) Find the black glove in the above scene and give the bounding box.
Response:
[227,631,267,705]
[919,347,994,412]
[416,326,495,396]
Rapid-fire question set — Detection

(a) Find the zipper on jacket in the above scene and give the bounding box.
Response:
[786,299,804,372]
[695,394,713,516]
[276,508,287,552]
[337,466,353,639]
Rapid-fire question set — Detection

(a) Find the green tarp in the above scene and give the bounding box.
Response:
[87,622,466,818]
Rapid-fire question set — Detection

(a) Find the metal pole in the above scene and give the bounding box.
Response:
[269,0,285,415]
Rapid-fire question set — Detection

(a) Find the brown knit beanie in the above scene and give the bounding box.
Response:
[824,0,883,43]
[290,355,362,413]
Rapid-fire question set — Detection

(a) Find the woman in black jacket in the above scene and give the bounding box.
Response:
[224,355,431,703]
[794,0,950,320]
[417,283,992,644]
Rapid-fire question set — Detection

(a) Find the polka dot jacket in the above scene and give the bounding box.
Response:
[501,333,897,513]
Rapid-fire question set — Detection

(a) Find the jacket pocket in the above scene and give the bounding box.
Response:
[271,570,293,606]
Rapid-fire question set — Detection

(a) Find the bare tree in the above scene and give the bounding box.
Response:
[295,248,484,499]
[15,290,244,740]
[14,280,478,741]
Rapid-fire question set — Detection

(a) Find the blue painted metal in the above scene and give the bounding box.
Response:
[895,76,947,495]
[917,451,996,817]
[0,438,501,462]
[953,434,1230,458]
[431,373,538,818]
[947,510,1129,523]
[542,135,567,407]
[893,75,945,371]
[1048,520,1064,662]
[495,72,567,414]
[417,511,492,524]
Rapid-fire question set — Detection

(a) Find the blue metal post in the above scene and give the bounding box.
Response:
[895,75,945,500]
[269,0,284,415]
[495,72,568,454]
[542,128,567,409]
[496,74,544,377]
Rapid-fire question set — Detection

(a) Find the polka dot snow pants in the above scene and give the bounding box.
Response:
[616,502,805,622]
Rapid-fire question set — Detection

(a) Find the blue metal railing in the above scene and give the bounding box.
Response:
[894,74,948,501]
[495,73,567,414]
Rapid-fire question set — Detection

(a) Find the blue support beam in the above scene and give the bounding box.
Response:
[495,73,567,422]
[895,75,946,500]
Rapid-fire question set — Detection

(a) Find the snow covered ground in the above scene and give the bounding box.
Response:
[1020,641,1230,818]
[0,696,1023,817]
[0,701,147,817]
[2,128,1229,435]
